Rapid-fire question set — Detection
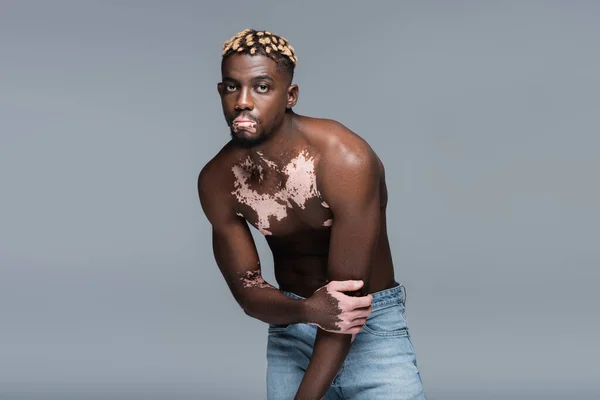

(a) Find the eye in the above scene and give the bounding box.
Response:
[256,84,269,93]
[225,84,237,92]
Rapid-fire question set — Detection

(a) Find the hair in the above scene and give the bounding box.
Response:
[221,28,297,82]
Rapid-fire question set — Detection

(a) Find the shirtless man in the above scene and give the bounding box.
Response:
[198,29,426,400]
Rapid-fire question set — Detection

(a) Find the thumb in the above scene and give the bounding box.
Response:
[328,280,364,292]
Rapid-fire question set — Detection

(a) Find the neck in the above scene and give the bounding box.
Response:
[246,111,300,169]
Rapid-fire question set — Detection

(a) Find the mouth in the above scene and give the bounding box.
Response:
[232,116,257,133]
[233,115,257,123]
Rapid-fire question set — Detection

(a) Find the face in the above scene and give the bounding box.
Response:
[218,54,298,148]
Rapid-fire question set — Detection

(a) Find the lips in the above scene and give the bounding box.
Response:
[233,116,256,124]
[232,116,257,133]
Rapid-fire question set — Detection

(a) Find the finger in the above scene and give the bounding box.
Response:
[347,326,363,335]
[340,317,364,333]
[351,304,372,312]
[343,309,366,321]
[327,280,364,293]
[339,295,371,311]
[342,316,367,330]
[349,294,372,309]
[346,310,370,323]
[342,305,371,321]
[357,304,373,318]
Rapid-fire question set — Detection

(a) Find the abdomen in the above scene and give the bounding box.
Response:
[268,230,331,296]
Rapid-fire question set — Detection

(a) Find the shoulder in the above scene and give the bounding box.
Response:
[303,118,382,203]
[197,142,239,213]
[304,118,381,179]
[198,141,235,188]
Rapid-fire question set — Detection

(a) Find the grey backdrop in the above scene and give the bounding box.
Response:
[1,1,598,399]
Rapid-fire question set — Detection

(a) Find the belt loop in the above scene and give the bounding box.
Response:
[402,284,407,305]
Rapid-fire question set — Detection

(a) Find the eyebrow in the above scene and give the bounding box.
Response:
[252,75,274,82]
[223,75,274,83]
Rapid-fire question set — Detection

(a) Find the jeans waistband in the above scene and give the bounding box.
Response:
[280,282,406,311]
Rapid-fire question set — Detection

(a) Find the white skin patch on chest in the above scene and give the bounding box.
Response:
[231,150,322,235]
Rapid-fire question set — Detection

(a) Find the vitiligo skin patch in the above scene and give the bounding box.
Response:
[232,120,257,134]
[239,268,272,289]
[231,150,328,235]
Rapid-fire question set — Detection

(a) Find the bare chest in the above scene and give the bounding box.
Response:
[230,151,333,236]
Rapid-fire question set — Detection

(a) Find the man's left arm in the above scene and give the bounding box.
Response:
[294,142,381,400]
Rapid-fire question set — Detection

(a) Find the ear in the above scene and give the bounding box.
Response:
[217,82,223,96]
[286,84,299,109]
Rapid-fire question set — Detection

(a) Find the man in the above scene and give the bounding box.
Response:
[198,28,426,399]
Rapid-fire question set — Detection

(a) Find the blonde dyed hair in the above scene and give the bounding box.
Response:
[222,29,297,76]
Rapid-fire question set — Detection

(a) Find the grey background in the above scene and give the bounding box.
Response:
[1,1,598,399]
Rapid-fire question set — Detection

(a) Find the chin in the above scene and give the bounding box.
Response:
[230,130,269,148]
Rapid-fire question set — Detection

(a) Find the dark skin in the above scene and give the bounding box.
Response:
[198,54,397,399]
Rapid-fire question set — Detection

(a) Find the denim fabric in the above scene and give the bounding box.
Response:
[266,284,426,399]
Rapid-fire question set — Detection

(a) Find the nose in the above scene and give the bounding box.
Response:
[235,87,254,111]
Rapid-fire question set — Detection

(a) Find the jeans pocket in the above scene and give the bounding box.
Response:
[362,301,409,337]
[268,323,293,334]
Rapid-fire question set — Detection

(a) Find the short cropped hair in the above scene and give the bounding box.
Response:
[221,28,297,81]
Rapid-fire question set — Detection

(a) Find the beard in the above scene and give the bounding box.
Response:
[224,111,264,148]
[230,129,270,148]
[224,110,281,149]
[227,114,272,148]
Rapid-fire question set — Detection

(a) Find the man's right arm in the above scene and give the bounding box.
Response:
[197,164,371,329]
[197,164,308,325]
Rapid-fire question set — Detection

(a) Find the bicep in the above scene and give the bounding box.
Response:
[212,218,261,294]
[327,185,380,286]
[198,169,261,301]
[327,194,380,277]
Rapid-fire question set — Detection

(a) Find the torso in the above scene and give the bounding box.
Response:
[218,117,397,297]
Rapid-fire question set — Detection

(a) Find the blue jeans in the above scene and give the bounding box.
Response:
[266,284,426,399]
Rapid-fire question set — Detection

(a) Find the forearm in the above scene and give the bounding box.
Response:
[294,329,352,400]
[239,284,308,325]
[230,269,307,324]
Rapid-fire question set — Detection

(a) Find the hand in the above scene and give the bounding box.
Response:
[304,280,373,335]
